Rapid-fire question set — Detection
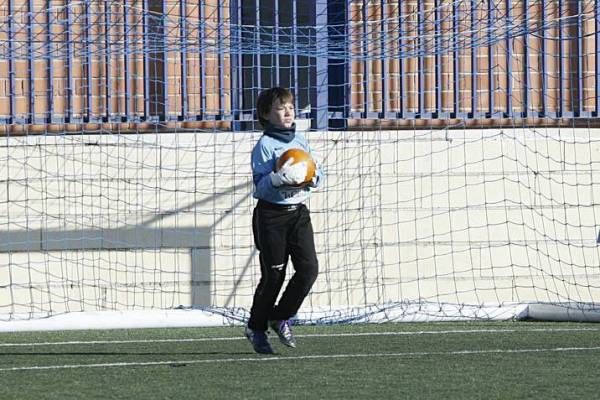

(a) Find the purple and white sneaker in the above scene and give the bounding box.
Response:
[269,320,297,348]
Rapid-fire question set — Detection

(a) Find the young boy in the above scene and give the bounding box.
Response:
[245,87,323,354]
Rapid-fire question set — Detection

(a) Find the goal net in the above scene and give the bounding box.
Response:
[0,0,599,330]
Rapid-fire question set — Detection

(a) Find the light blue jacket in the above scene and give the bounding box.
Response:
[251,132,323,205]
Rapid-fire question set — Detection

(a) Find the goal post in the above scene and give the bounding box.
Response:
[1,1,600,331]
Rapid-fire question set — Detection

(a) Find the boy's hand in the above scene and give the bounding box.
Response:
[307,175,319,188]
[270,158,308,187]
[307,163,321,188]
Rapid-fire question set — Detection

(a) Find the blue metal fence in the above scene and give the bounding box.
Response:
[0,0,596,130]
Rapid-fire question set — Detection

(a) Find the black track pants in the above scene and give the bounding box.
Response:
[247,200,319,331]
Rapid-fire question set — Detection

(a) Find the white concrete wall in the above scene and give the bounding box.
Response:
[1,127,600,318]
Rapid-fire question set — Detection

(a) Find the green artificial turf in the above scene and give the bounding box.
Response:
[0,321,599,399]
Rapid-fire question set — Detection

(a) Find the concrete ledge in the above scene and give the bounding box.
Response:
[0,309,240,332]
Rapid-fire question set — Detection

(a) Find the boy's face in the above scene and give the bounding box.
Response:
[265,98,295,129]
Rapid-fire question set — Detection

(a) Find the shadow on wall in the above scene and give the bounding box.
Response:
[0,182,256,308]
[0,226,212,307]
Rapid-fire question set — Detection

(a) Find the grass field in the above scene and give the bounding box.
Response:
[1,321,600,399]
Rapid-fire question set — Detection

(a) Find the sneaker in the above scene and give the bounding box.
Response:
[244,326,275,354]
[269,320,296,348]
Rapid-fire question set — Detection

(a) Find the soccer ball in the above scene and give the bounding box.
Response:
[276,148,316,185]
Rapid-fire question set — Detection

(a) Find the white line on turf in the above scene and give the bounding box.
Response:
[2,346,600,372]
[0,327,599,347]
